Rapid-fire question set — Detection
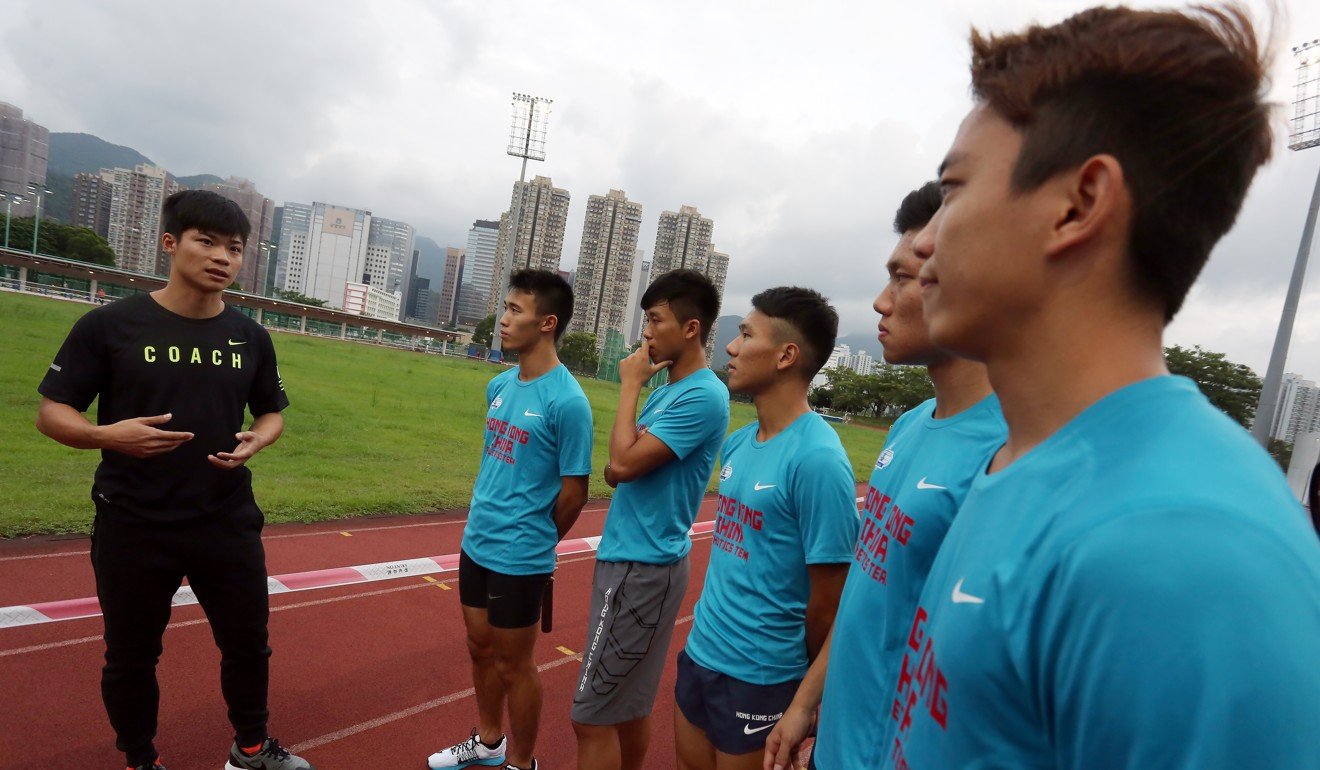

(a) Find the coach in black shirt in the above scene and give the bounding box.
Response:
[36,190,313,770]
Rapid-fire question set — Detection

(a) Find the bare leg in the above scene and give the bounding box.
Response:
[489,623,541,768]
[618,715,652,770]
[462,605,505,745]
[674,707,716,770]
[574,721,621,770]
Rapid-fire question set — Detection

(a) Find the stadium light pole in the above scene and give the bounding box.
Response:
[3,193,23,249]
[27,183,53,255]
[490,92,552,360]
[1253,40,1320,446]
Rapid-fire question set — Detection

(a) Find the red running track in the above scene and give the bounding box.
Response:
[0,489,859,769]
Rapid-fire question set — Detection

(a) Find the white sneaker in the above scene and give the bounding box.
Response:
[427,729,507,769]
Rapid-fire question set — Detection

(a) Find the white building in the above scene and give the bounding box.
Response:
[1272,373,1320,443]
[811,344,876,388]
[343,281,403,321]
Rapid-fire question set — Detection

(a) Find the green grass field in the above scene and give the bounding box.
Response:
[0,292,888,537]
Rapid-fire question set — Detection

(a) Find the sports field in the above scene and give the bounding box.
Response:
[0,291,888,536]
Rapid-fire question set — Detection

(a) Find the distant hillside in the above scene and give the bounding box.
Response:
[176,173,225,189]
[48,133,153,177]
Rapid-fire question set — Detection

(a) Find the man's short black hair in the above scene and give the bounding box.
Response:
[893,181,942,235]
[508,268,574,341]
[161,190,251,243]
[750,286,839,379]
[641,269,721,344]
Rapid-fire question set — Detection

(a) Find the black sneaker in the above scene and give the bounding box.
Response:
[129,762,166,770]
[224,738,315,770]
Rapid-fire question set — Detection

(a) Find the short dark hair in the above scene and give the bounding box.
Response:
[893,181,942,235]
[750,286,839,379]
[508,268,574,341]
[161,190,251,243]
[641,269,721,344]
[969,4,1272,321]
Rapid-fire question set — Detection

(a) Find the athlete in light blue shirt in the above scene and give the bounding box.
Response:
[573,269,730,770]
[463,362,594,575]
[764,183,1005,770]
[676,287,857,769]
[434,270,592,770]
[877,9,1320,768]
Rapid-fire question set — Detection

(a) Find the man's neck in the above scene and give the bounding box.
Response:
[752,378,811,441]
[151,282,225,319]
[516,336,560,380]
[926,356,993,420]
[986,305,1167,471]
[665,342,708,383]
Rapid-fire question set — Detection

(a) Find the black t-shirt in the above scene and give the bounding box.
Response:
[38,294,289,522]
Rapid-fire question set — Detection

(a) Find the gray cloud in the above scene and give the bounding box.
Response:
[3,0,1318,378]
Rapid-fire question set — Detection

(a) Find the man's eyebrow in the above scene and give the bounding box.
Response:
[937,151,966,178]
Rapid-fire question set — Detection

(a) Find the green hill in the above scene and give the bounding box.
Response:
[0,292,887,536]
[47,132,154,177]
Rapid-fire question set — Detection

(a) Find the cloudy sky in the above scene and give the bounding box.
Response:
[3,0,1319,378]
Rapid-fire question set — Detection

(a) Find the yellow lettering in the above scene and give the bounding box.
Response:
[144,346,156,363]
[190,348,202,364]
[212,350,222,366]
[232,353,242,369]
[168,346,181,363]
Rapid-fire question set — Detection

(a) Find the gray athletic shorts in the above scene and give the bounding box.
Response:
[571,556,690,725]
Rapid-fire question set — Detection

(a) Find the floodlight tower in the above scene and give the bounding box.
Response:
[490,92,552,359]
[1253,40,1320,445]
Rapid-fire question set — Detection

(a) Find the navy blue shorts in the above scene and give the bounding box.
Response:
[674,648,802,755]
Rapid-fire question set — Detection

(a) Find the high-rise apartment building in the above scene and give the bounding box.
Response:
[488,175,570,315]
[459,219,500,326]
[204,177,275,294]
[106,164,183,275]
[651,204,714,277]
[570,190,643,349]
[1271,374,1320,443]
[0,103,49,218]
[701,248,730,359]
[438,247,465,327]
[71,170,115,238]
[274,201,371,309]
[366,216,415,300]
[625,254,651,345]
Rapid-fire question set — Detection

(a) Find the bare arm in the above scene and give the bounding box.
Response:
[764,627,835,770]
[553,475,590,539]
[36,397,194,456]
[606,339,677,484]
[805,563,849,659]
[207,411,284,469]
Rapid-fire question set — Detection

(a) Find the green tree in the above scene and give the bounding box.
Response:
[1267,439,1293,471]
[559,332,599,374]
[272,288,328,308]
[3,217,115,266]
[472,314,496,348]
[1164,345,1261,428]
[874,363,935,414]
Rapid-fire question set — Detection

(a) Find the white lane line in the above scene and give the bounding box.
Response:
[0,503,627,561]
[0,553,605,659]
[289,614,698,753]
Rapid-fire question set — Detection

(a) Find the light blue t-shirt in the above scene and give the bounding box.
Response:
[462,364,593,575]
[597,368,729,565]
[884,376,1320,770]
[815,394,1004,770]
[684,411,860,685]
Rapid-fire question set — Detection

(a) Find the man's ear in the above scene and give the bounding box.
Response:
[161,231,177,255]
[1046,153,1127,260]
[684,318,702,341]
[541,313,558,336]
[777,342,801,373]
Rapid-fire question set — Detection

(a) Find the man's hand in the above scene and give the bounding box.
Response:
[100,413,194,458]
[619,339,672,388]
[763,703,817,770]
[207,430,268,469]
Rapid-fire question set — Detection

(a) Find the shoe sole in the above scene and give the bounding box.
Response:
[426,758,506,769]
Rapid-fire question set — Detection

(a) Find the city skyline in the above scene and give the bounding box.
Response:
[2,0,1319,377]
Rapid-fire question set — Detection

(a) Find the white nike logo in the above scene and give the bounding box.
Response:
[754,482,777,491]
[952,578,984,604]
[524,409,542,417]
[743,722,776,735]
[916,477,946,490]
[228,339,246,346]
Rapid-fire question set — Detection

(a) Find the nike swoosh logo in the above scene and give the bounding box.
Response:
[743,722,776,735]
[524,409,542,417]
[916,477,946,490]
[952,578,984,604]
[754,482,777,491]
[228,339,246,346]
